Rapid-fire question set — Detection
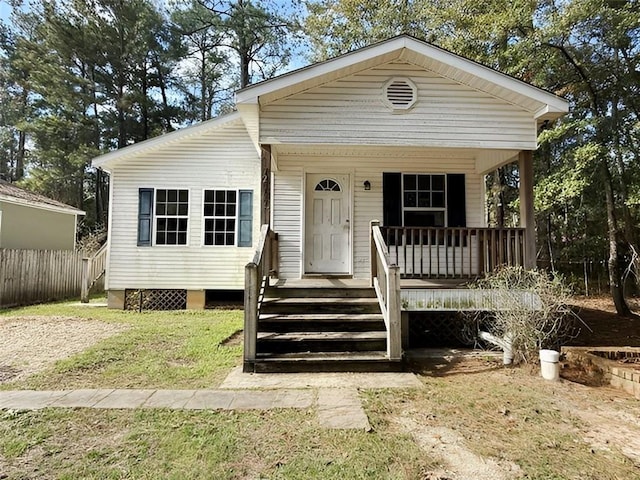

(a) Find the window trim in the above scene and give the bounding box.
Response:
[152,187,190,247]
[201,188,239,248]
[401,173,447,227]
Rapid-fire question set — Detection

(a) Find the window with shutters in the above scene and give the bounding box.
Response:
[402,174,446,227]
[383,172,466,246]
[203,189,253,247]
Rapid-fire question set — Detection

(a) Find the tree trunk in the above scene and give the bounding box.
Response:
[602,157,631,316]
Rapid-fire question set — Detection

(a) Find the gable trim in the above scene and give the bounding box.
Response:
[236,36,568,117]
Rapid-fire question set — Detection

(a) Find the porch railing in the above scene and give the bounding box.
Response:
[244,225,278,371]
[370,221,402,361]
[380,226,526,279]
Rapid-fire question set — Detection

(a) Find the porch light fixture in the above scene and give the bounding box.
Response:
[363,180,371,191]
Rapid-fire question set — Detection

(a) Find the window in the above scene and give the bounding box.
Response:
[383,173,466,229]
[402,174,446,227]
[203,189,253,247]
[136,187,253,248]
[155,189,189,245]
[204,190,236,246]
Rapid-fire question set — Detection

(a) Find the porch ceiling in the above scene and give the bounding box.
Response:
[270,144,520,174]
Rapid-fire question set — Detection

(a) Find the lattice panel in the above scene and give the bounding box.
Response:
[407,312,470,348]
[124,289,187,311]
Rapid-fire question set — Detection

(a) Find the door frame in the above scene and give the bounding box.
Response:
[301,168,354,277]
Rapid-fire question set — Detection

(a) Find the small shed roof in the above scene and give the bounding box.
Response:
[0,179,85,216]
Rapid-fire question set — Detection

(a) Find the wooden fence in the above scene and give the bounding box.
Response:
[0,249,84,308]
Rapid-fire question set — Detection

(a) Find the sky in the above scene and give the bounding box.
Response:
[0,1,10,23]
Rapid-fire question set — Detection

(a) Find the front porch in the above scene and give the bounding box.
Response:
[243,222,532,372]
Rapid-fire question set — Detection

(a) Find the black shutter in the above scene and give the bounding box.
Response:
[138,188,154,246]
[383,172,402,227]
[446,174,466,227]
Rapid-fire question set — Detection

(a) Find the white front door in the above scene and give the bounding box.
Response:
[304,173,351,274]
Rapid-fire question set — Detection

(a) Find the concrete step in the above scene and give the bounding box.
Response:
[252,351,402,373]
[256,330,387,353]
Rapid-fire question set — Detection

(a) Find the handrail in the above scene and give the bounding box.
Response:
[244,225,276,372]
[80,243,108,303]
[370,220,402,361]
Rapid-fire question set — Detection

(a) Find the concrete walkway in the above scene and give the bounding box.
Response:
[0,371,422,430]
[0,389,314,411]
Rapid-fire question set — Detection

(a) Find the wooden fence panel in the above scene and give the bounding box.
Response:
[0,249,84,308]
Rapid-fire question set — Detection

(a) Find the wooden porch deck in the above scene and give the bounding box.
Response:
[272,278,469,289]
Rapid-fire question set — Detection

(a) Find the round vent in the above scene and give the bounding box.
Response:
[383,77,417,111]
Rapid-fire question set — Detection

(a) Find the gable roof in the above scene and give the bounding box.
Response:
[92,111,245,170]
[236,35,568,122]
[0,179,85,216]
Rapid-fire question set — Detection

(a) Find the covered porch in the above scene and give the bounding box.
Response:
[243,198,535,372]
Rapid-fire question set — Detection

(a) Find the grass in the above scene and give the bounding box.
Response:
[2,299,640,478]
[0,408,433,479]
[0,299,243,389]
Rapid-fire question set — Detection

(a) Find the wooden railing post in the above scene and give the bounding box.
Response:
[387,264,402,361]
[80,257,90,303]
[370,220,380,287]
[244,262,258,372]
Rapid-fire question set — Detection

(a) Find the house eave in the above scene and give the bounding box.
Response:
[0,195,86,216]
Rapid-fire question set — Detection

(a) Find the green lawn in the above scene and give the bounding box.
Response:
[0,300,243,390]
[0,407,432,479]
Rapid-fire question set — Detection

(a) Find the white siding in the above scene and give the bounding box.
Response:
[272,147,484,279]
[107,121,260,290]
[260,62,537,150]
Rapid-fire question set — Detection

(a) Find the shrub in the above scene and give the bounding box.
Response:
[463,266,581,363]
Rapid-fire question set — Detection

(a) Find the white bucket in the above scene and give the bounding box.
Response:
[539,349,560,381]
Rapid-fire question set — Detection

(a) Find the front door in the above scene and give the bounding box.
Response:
[304,173,351,274]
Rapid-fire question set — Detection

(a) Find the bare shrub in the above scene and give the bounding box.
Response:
[462,266,581,363]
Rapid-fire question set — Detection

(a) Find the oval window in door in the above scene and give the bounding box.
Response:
[314,179,341,192]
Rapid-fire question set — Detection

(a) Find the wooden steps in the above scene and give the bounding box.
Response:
[249,286,401,373]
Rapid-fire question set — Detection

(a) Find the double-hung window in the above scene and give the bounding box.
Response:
[402,174,446,227]
[137,188,189,246]
[155,189,189,245]
[203,189,253,247]
[203,190,236,246]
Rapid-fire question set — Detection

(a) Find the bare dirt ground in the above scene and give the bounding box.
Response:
[0,316,128,383]
[569,295,640,346]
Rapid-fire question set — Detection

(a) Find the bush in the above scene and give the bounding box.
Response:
[463,266,581,363]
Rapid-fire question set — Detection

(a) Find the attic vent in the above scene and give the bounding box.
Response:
[383,77,417,111]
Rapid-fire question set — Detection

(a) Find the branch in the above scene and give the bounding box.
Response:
[542,40,600,113]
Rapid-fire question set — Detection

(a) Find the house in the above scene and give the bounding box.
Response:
[0,179,85,250]
[93,36,568,370]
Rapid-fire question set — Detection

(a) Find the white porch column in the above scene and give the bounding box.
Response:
[519,150,536,269]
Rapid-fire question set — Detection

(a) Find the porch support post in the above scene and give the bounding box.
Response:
[260,144,271,226]
[519,150,536,269]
